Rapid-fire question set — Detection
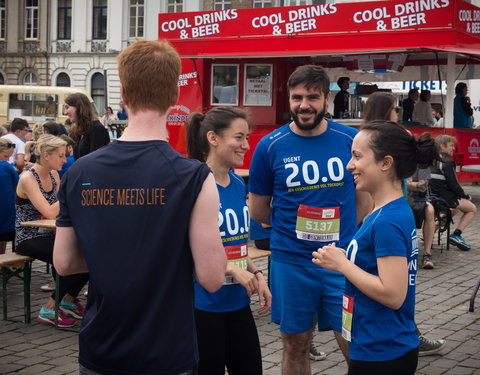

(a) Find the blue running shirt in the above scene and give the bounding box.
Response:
[249,121,358,266]
[345,197,419,361]
[195,171,250,312]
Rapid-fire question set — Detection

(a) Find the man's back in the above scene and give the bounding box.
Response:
[57,140,210,374]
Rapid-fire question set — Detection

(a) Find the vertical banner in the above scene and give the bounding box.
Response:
[167,58,204,156]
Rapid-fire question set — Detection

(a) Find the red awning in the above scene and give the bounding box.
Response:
[158,0,480,60]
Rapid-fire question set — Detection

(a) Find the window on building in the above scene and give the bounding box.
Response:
[167,0,183,13]
[129,0,144,38]
[25,0,39,40]
[253,0,272,7]
[282,0,326,4]
[58,0,72,40]
[56,72,71,87]
[91,72,105,113]
[0,0,6,40]
[92,0,107,40]
[211,64,238,106]
[0,73,4,85]
[214,0,231,10]
[23,72,37,85]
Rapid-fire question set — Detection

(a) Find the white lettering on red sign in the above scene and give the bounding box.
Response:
[251,4,337,35]
[161,9,238,39]
[352,0,449,30]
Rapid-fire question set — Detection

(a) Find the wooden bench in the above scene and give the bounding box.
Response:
[0,253,34,323]
[248,246,271,260]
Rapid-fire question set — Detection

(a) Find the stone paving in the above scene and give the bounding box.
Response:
[1,185,480,374]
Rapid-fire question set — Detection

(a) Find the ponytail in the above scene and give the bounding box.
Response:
[186,112,207,162]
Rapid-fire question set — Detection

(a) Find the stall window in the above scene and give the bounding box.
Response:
[253,0,272,7]
[211,64,238,106]
[282,0,325,5]
[56,72,71,87]
[129,0,144,38]
[58,0,72,40]
[214,0,231,10]
[244,64,272,106]
[7,93,59,122]
[25,0,39,40]
[0,0,6,40]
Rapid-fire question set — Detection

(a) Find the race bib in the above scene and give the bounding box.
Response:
[295,205,340,242]
[342,294,354,342]
[224,243,248,285]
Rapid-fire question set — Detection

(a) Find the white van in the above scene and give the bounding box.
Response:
[0,85,97,126]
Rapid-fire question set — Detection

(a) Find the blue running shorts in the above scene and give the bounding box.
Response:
[270,258,344,334]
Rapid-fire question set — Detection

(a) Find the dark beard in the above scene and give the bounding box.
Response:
[291,106,326,131]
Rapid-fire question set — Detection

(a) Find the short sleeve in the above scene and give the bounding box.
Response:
[248,139,273,196]
[16,140,25,155]
[56,169,72,227]
[373,215,409,258]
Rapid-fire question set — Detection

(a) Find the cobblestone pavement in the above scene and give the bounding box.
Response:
[1,185,480,375]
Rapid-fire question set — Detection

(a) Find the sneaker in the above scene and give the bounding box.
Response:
[40,283,55,292]
[449,234,471,251]
[422,254,434,269]
[418,335,446,356]
[60,298,85,319]
[37,306,77,328]
[309,343,327,361]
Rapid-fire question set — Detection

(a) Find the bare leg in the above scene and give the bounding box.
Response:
[334,330,349,364]
[423,203,435,255]
[455,199,477,232]
[282,331,311,375]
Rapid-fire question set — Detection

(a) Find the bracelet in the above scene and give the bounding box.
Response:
[253,270,263,276]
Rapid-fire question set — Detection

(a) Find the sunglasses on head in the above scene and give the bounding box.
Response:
[4,143,15,149]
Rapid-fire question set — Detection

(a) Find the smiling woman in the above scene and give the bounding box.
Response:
[14,134,89,328]
[186,107,271,375]
[313,121,438,375]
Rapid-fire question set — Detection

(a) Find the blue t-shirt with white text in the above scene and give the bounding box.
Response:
[194,171,250,313]
[345,197,419,361]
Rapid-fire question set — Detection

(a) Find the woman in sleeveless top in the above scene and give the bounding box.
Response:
[15,134,89,328]
[187,107,272,375]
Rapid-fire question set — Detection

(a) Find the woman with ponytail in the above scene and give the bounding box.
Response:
[187,107,271,375]
[312,121,438,374]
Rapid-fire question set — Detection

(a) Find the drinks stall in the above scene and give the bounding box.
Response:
[158,0,480,181]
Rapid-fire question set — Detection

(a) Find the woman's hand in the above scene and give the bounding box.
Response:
[312,242,348,273]
[227,264,259,296]
[256,272,272,315]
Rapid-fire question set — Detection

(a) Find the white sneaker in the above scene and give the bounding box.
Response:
[40,283,55,292]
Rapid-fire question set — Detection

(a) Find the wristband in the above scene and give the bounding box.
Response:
[253,270,263,276]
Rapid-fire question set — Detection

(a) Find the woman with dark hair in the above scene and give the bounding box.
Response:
[453,82,474,128]
[64,93,110,160]
[412,90,436,126]
[313,121,438,375]
[363,92,399,123]
[187,106,271,375]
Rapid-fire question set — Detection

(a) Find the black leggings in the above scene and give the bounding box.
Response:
[16,236,89,301]
[348,347,419,375]
[194,305,262,375]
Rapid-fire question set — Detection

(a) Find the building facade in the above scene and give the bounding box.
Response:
[1,0,478,118]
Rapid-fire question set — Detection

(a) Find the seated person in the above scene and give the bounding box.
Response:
[430,135,477,251]
[407,168,436,269]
